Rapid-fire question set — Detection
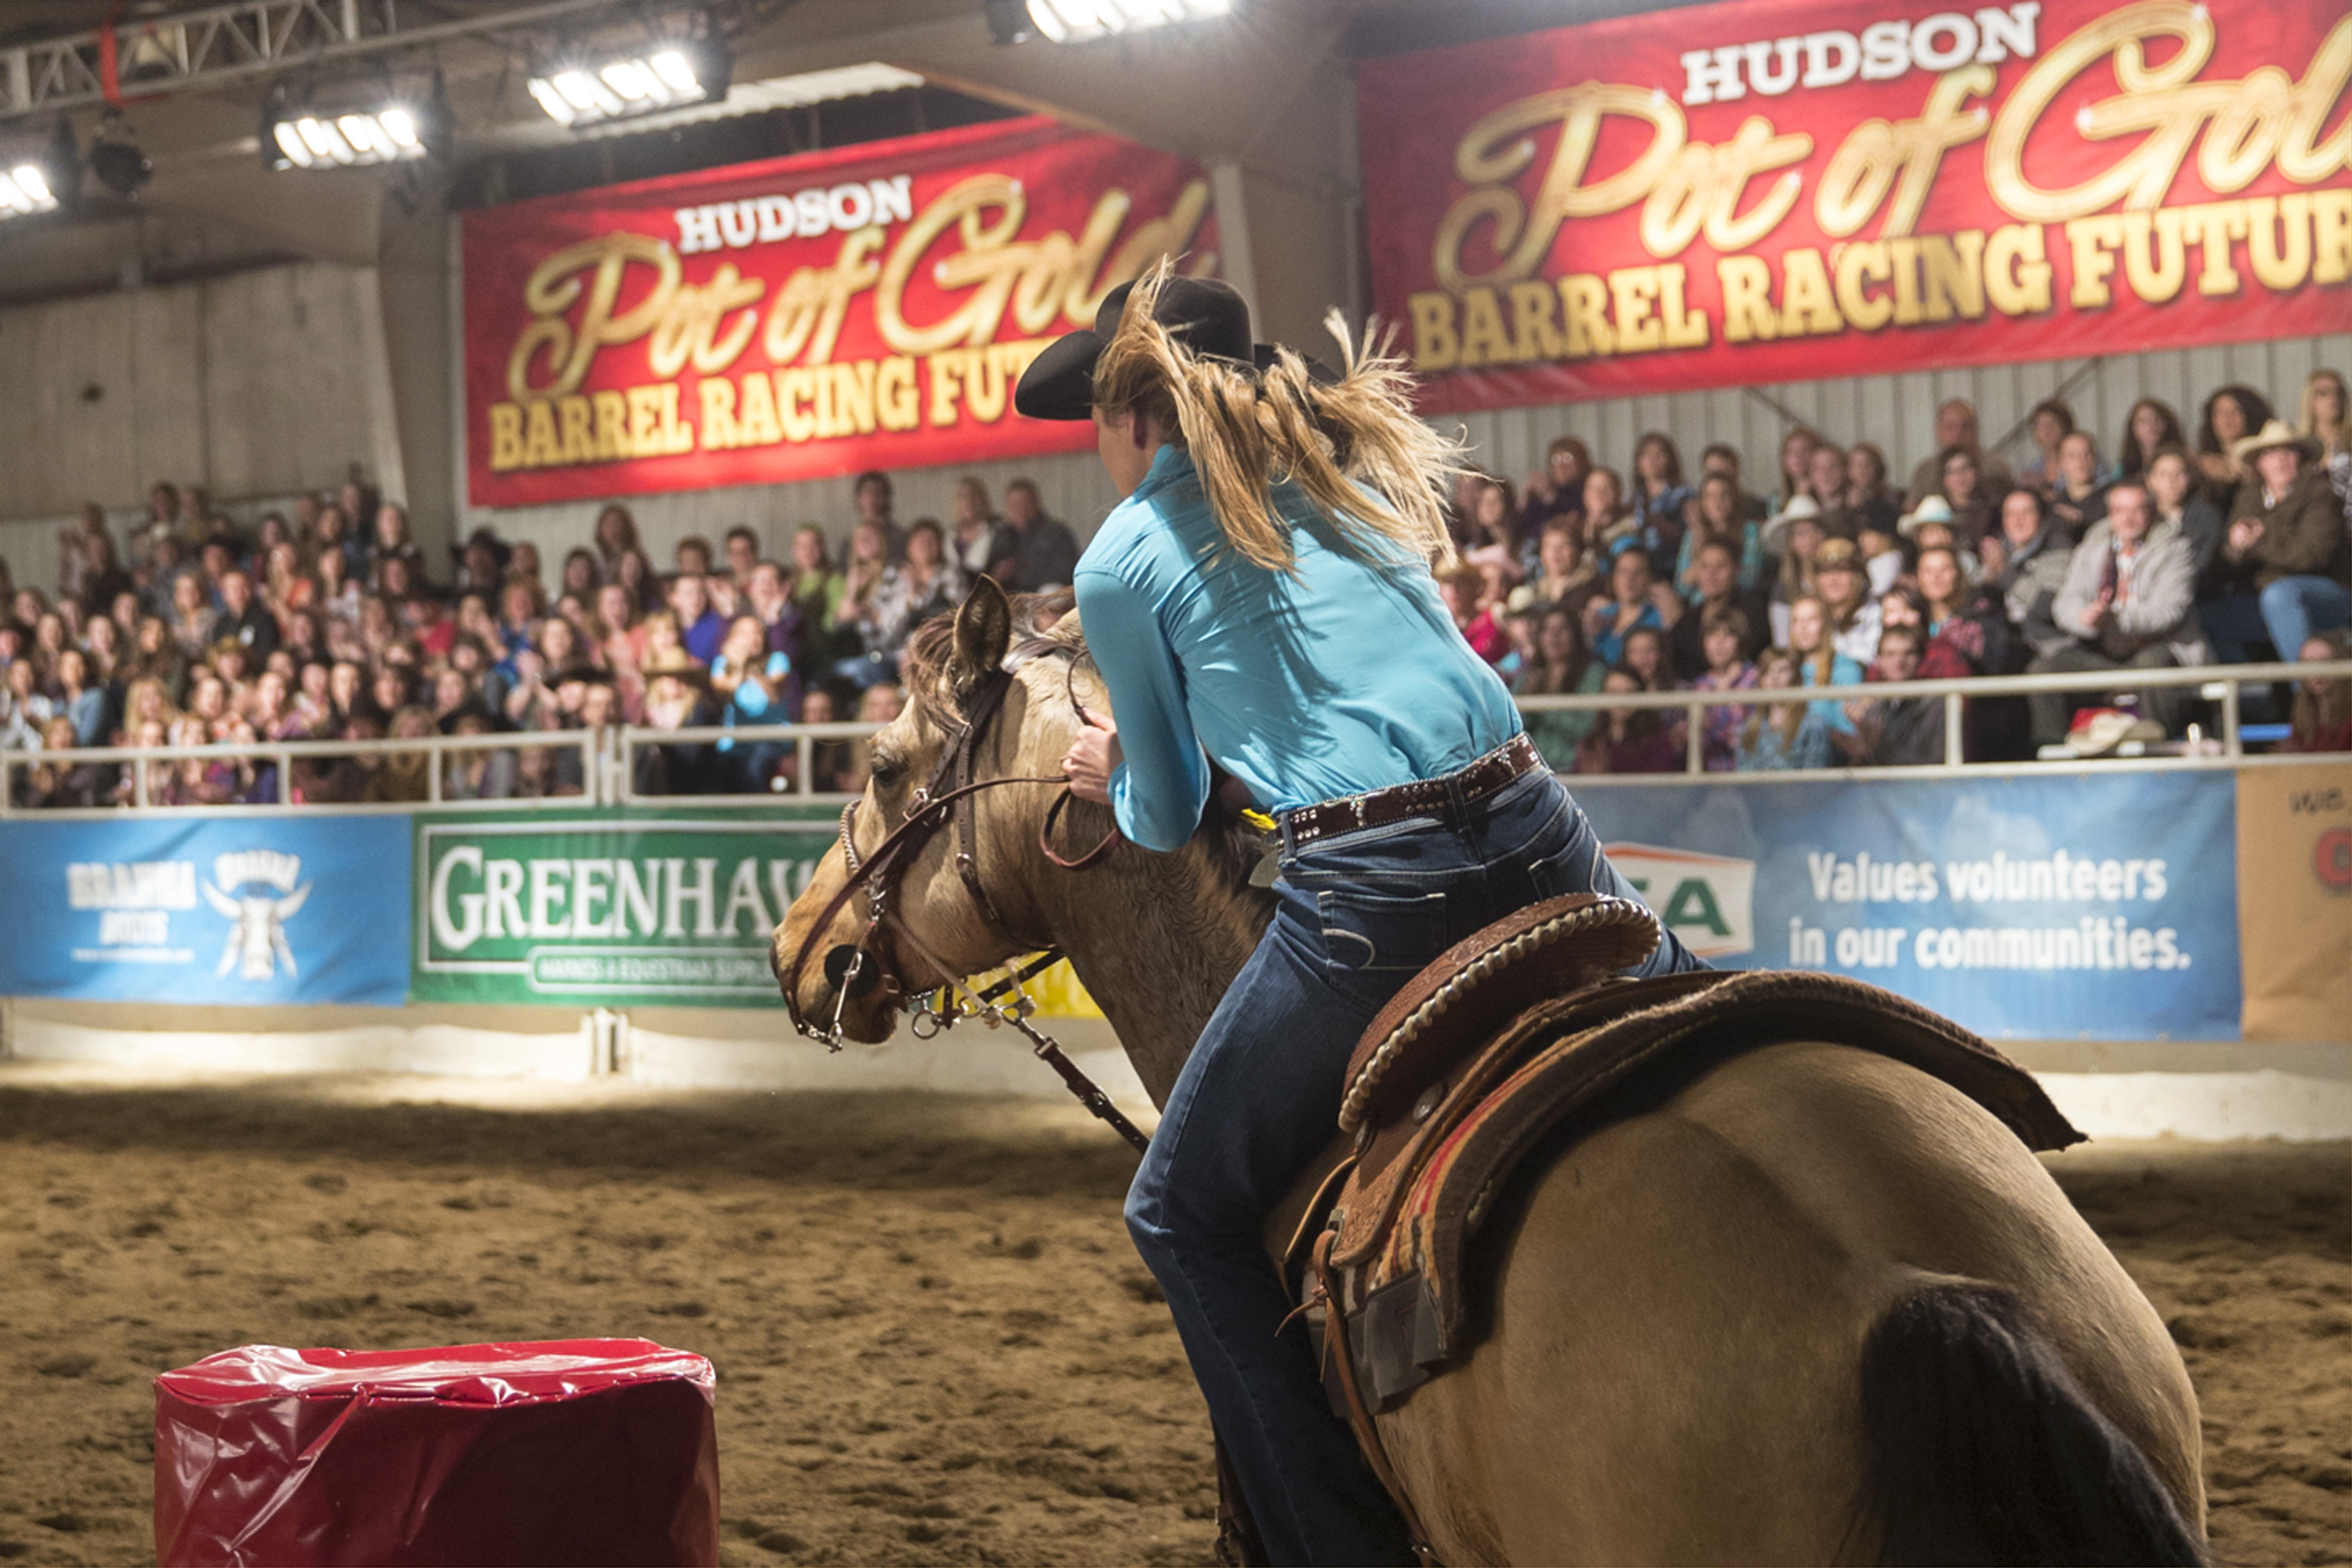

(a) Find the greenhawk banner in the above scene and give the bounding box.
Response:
[410,808,840,1007]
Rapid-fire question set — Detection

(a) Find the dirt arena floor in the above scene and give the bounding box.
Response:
[0,1065,2341,1567]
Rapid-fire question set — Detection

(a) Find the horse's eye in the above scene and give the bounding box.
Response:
[870,748,905,787]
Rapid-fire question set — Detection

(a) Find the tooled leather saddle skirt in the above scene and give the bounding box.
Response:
[1290,893,2083,1417]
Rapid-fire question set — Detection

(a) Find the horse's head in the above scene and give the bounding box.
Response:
[772,576,1099,1043]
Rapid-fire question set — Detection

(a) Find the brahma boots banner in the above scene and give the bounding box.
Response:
[1357,0,2352,411]
[462,116,1217,506]
[0,817,410,1005]
[1574,770,2243,1040]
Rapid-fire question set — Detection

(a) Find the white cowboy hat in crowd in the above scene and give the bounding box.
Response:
[1760,493,1821,551]
[1897,495,1955,538]
[2230,418,2320,464]
[2066,708,2166,757]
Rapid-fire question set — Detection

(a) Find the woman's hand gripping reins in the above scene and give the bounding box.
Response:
[1060,708,1121,806]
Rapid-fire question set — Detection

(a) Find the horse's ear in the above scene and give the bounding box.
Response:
[952,575,1013,687]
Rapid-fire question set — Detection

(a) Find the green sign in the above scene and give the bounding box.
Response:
[411,808,840,1006]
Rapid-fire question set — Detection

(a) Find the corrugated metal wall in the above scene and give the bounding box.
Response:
[0,264,402,517]
[0,263,404,595]
[1449,335,2352,496]
[458,449,1126,578]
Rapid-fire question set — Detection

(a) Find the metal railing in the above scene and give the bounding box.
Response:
[0,728,599,817]
[1,660,2345,815]
[612,720,888,808]
[1513,657,2351,781]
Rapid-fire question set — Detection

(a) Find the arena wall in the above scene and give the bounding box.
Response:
[3,996,2343,1142]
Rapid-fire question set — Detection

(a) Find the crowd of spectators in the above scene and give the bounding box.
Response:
[0,468,1081,806]
[1459,369,2352,772]
[3,368,2349,808]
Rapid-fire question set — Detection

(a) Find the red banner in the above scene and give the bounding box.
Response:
[1358,0,2352,413]
[462,117,1217,506]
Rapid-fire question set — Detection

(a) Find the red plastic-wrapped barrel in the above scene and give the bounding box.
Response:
[154,1339,719,1567]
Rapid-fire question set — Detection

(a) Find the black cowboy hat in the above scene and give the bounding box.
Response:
[451,526,512,568]
[1013,275,1330,421]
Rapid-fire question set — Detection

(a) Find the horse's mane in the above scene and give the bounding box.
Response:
[898,591,1265,899]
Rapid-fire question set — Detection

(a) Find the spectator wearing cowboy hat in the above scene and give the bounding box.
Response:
[1896,493,1953,542]
[636,648,713,794]
[2029,479,2207,744]
[452,527,512,596]
[2199,420,2352,667]
[1764,493,1825,646]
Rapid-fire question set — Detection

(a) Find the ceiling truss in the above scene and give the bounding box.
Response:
[0,0,619,121]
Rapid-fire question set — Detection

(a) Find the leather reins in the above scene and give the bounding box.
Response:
[779,638,1143,1151]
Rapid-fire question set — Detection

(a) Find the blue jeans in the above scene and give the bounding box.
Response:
[1124,764,1705,1565]
[2201,577,2352,666]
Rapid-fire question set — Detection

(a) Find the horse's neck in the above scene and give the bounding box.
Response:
[1043,840,1267,1110]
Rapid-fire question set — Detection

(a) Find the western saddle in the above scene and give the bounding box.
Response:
[1290,893,2083,1561]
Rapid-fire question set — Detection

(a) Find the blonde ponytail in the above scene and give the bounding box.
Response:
[1089,262,1464,573]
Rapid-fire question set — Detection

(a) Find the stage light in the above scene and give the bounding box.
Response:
[0,164,56,218]
[262,82,440,171]
[262,78,442,175]
[528,42,729,130]
[0,120,75,221]
[1017,0,1233,44]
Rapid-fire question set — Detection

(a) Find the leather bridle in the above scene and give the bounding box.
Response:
[777,637,1144,1151]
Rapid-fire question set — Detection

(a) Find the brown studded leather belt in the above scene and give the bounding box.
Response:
[1281,732,1546,848]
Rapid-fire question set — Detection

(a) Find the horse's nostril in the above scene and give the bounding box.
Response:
[823,943,881,998]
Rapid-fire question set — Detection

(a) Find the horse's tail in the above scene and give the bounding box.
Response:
[1850,1281,2204,1567]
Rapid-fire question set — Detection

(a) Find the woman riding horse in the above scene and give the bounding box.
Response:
[1012,267,1707,1565]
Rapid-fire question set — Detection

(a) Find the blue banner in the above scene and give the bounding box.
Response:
[0,816,412,1005]
[1572,772,2242,1041]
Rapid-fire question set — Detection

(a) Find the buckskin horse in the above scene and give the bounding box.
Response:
[772,578,2204,1565]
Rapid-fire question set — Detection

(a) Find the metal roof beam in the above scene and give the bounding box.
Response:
[0,0,619,120]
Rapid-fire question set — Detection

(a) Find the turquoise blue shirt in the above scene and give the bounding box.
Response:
[1804,651,1868,735]
[1073,445,1522,853]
